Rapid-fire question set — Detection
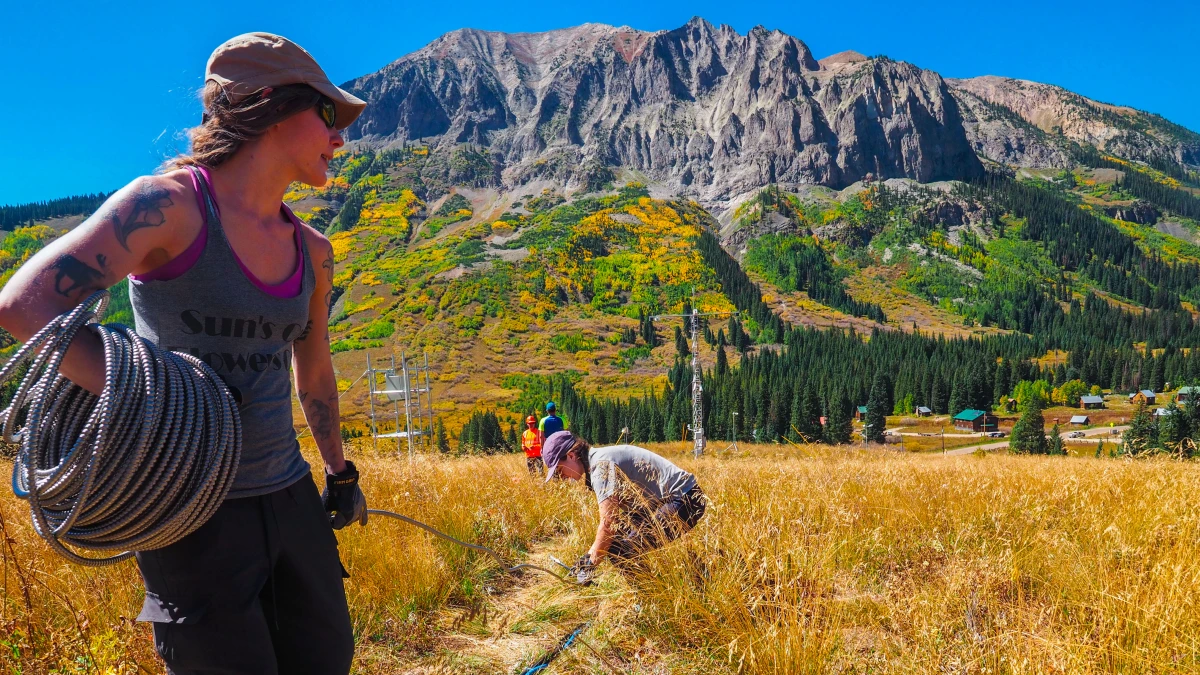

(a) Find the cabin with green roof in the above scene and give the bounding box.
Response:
[953,408,998,432]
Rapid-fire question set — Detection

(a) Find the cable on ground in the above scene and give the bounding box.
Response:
[520,622,589,674]
[367,509,576,583]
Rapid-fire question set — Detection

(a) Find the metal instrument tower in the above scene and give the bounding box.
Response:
[652,292,737,459]
[364,351,435,457]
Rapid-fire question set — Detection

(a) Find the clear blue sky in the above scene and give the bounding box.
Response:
[3,0,1196,205]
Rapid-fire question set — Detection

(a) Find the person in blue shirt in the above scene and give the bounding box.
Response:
[539,401,565,439]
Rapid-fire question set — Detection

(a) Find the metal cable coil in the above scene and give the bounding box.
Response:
[2,290,241,566]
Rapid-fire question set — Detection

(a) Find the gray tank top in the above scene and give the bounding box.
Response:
[130,166,314,498]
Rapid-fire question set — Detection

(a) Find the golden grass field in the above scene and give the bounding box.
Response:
[2,442,1199,674]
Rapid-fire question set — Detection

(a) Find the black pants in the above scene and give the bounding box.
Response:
[135,474,354,674]
[608,485,707,563]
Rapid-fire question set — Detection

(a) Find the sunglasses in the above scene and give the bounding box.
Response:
[316,97,337,129]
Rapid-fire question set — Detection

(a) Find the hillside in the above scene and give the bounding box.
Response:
[270,140,1200,441]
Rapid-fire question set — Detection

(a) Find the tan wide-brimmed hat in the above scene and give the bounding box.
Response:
[205,32,366,130]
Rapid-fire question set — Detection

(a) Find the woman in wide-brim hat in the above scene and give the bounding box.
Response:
[0,32,369,673]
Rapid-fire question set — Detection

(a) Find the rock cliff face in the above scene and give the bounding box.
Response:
[948,76,1200,167]
[342,18,983,200]
[951,86,1072,169]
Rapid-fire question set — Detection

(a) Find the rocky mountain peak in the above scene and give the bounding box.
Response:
[341,20,984,202]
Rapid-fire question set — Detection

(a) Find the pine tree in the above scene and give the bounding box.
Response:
[1048,422,1065,456]
[930,376,945,414]
[1122,403,1157,455]
[715,343,728,377]
[824,391,853,444]
[1157,399,1189,454]
[435,417,451,453]
[994,359,1010,405]
[865,372,889,443]
[800,389,823,442]
[674,326,690,357]
[1010,396,1048,454]
[788,388,804,441]
[1150,357,1166,393]
[506,421,519,453]
[947,373,964,416]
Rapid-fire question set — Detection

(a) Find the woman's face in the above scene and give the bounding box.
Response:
[556,451,586,481]
[269,104,343,187]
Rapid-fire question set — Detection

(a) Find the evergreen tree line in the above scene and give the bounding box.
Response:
[457,410,518,453]
[1117,168,1200,221]
[1074,143,1200,208]
[745,233,886,322]
[0,191,113,230]
[964,173,1200,310]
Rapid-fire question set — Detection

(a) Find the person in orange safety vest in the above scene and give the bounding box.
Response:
[522,415,544,474]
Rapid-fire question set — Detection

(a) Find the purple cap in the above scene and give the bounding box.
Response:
[542,431,577,482]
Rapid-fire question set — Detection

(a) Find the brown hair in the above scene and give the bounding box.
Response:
[571,437,592,469]
[165,82,324,170]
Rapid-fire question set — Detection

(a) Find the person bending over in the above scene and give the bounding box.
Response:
[542,432,707,583]
[0,33,368,674]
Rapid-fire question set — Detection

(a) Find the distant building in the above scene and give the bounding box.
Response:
[855,406,868,421]
[1177,386,1200,403]
[915,406,932,417]
[1069,415,1090,425]
[1129,390,1156,406]
[953,409,999,433]
[1153,407,1175,417]
[1079,395,1105,410]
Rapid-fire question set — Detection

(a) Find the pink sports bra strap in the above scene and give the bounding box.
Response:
[130,165,304,299]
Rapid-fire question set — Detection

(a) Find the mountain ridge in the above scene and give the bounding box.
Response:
[341,16,983,202]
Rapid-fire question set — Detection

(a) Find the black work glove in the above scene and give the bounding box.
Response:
[569,553,595,586]
[322,461,368,529]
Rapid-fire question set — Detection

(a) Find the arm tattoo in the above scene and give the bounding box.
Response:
[296,320,314,342]
[321,257,335,317]
[322,256,334,285]
[301,390,337,441]
[51,254,105,299]
[111,182,173,251]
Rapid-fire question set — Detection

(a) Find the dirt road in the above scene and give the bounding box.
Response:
[942,425,1127,456]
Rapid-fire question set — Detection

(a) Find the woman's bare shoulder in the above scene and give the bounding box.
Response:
[98,169,203,253]
[299,221,333,260]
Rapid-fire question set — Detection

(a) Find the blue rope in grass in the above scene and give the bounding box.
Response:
[520,622,589,674]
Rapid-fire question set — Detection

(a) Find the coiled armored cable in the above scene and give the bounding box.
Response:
[1,290,240,566]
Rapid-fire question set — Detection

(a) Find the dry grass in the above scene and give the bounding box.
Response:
[2,444,1199,673]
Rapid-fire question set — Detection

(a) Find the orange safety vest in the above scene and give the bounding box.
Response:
[521,428,542,458]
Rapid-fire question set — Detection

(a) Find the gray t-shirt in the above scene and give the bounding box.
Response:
[588,445,697,506]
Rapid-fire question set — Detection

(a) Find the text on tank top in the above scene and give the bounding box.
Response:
[128,165,315,498]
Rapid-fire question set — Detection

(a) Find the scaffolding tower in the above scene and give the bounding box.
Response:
[365,351,435,457]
